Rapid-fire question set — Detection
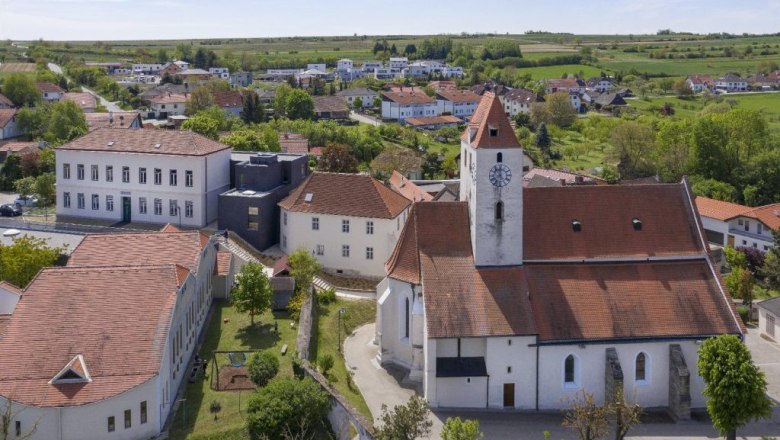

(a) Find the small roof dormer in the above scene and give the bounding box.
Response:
[49,354,92,385]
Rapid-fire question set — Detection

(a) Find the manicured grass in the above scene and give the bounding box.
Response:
[168,301,298,440]
[513,64,606,80]
[310,298,376,421]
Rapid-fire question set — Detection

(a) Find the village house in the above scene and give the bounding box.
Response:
[758,297,780,342]
[0,141,40,162]
[376,92,744,417]
[500,89,542,117]
[278,172,411,278]
[132,63,166,75]
[544,78,586,94]
[84,111,143,131]
[313,96,350,120]
[695,196,779,252]
[0,93,14,109]
[405,115,462,130]
[64,92,98,113]
[55,128,231,227]
[336,87,379,108]
[230,71,253,88]
[435,89,482,120]
[212,90,244,117]
[148,93,188,119]
[381,90,439,122]
[36,82,64,102]
[715,74,748,92]
[0,109,22,140]
[209,67,230,80]
[585,77,614,93]
[177,69,212,84]
[685,75,714,93]
[0,225,229,440]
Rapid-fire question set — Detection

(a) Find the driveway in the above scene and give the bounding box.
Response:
[350,111,382,126]
[346,324,780,439]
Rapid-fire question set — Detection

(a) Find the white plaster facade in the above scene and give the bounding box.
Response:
[758,306,780,340]
[280,209,408,278]
[209,67,230,80]
[56,149,231,227]
[700,214,774,251]
[382,100,439,122]
[0,113,22,140]
[436,98,479,119]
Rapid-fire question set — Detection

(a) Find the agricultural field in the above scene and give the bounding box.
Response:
[0,62,36,72]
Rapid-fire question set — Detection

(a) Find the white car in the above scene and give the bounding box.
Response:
[14,195,38,207]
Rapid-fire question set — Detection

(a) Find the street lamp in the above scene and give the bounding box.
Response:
[337,307,347,352]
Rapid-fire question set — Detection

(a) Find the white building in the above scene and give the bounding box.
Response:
[586,77,614,93]
[381,90,439,122]
[267,68,304,77]
[148,93,188,119]
[36,82,64,102]
[0,226,229,440]
[695,196,778,252]
[0,109,22,140]
[279,172,411,278]
[337,59,354,71]
[715,74,748,92]
[209,67,230,80]
[132,63,165,74]
[758,297,780,341]
[435,90,481,120]
[307,63,327,72]
[336,87,379,108]
[500,89,541,117]
[375,67,402,80]
[56,128,231,228]
[389,57,409,69]
[376,93,744,415]
[362,61,383,73]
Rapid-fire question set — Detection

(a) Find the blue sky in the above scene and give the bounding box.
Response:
[1,0,779,41]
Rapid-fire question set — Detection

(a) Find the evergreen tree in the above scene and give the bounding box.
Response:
[534,122,551,157]
[240,92,264,124]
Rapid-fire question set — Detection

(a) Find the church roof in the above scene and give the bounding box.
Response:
[461,92,521,149]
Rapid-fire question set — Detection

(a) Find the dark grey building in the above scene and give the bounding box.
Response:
[219,152,310,251]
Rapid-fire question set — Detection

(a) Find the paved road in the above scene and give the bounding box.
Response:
[47,63,123,112]
[350,111,382,126]
[346,324,780,439]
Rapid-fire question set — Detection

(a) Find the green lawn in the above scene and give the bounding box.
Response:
[310,298,376,421]
[168,301,298,440]
[513,64,606,80]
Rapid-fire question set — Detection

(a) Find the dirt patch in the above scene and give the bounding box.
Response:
[0,63,36,73]
[318,271,379,291]
[213,366,255,391]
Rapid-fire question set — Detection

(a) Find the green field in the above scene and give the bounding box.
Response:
[513,64,606,80]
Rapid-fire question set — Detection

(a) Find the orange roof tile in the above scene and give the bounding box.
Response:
[461,92,521,149]
[84,111,141,131]
[0,265,180,406]
[36,82,64,94]
[695,196,751,221]
[279,172,411,219]
[435,89,482,103]
[63,92,97,110]
[405,115,462,127]
[0,142,36,154]
[215,251,232,276]
[58,128,230,156]
[381,91,436,105]
[212,90,243,108]
[389,171,434,202]
[0,108,17,128]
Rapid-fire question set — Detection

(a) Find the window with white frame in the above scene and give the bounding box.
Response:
[122,166,130,183]
[185,170,193,187]
[342,245,350,257]
[366,221,374,234]
[185,201,193,218]
[106,165,113,182]
[63,192,71,208]
[154,168,162,185]
[170,169,177,186]
[312,217,319,230]
[106,195,114,211]
[316,244,325,256]
[169,200,177,216]
[342,219,350,233]
[91,194,99,210]
[635,352,648,384]
[564,354,579,388]
[154,198,162,215]
[139,197,147,214]
[63,163,71,179]
[77,164,85,180]
[139,167,147,184]
[366,247,374,260]
[91,165,99,181]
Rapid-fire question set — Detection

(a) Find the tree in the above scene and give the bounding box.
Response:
[562,391,609,440]
[182,106,236,140]
[760,230,780,290]
[241,92,265,124]
[317,354,334,377]
[39,100,88,145]
[273,83,293,116]
[441,417,483,440]
[373,96,382,108]
[246,377,330,440]
[209,400,222,421]
[317,144,358,173]
[654,119,692,182]
[545,92,577,127]
[375,395,433,440]
[231,261,273,326]
[155,48,169,64]
[2,73,40,107]
[698,335,772,440]
[38,148,55,174]
[34,173,55,207]
[352,96,363,109]
[20,151,40,177]
[690,177,738,202]
[186,86,215,116]
[534,122,552,159]
[14,176,36,199]
[673,79,693,97]
[287,249,320,296]
[285,89,314,120]
[0,235,65,288]
[222,128,267,151]
[610,389,642,440]
[657,77,675,94]
[611,121,656,179]
[247,351,280,387]
[0,155,22,191]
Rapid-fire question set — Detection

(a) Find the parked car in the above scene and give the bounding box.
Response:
[0,204,22,217]
[13,195,38,207]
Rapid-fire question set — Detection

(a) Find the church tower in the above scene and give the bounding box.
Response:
[459,92,524,266]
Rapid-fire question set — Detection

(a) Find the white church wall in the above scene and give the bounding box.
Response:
[435,377,488,408]
[485,336,537,409]
[377,278,415,369]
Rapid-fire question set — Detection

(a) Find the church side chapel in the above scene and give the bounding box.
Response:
[376,92,744,417]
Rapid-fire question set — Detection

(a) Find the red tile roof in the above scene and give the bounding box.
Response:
[524,184,705,260]
[0,265,180,406]
[84,112,141,131]
[389,171,434,202]
[522,168,601,187]
[435,89,482,103]
[0,108,17,128]
[212,90,243,108]
[279,172,411,219]
[381,91,436,105]
[0,142,36,154]
[215,251,232,276]
[695,196,751,221]
[279,133,309,155]
[68,230,210,272]
[159,223,183,233]
[503,89,541,103]
[58,128,231,156]
[405,115,462,127]
[743,204,780,231]
[461,92,521,149]
[36,82,64,94]
[313,95,349,114]
[149,93,188,104]
[64,92,97,110]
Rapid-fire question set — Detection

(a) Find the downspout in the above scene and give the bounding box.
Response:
[59,406,63,440]
[203,155,208,226]
[535,343,539,411]
[486,375,490,409]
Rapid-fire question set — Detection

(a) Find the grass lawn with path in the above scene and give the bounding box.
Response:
[168,301,298,440]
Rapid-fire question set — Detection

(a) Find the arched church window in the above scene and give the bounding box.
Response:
[564,354,576,385]
[636,352,647,382]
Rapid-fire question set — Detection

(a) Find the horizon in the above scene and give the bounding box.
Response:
[2,0,779,42]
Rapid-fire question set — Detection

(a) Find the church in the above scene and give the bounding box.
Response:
[375,93,744,417]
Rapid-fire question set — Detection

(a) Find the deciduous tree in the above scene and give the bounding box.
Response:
[285,89,314,120]
[375,395,433,440]
[247,351,280,387]
[186,86,215,116]
[562,391,609,440]
[545,91,577,127]
[231,261,273,326]
[441,417,483,440]
[317,144,358,173]
[240,92,264,124]
[246,378,330,440]
[287,249,320,296]
[2,73,40,107]
[0,235,65,288]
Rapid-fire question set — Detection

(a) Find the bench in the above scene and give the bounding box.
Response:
[280,344,288,356]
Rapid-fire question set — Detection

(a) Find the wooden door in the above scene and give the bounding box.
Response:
[503,383,515,408]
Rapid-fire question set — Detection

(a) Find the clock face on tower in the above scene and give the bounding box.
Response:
[489,164,512,187]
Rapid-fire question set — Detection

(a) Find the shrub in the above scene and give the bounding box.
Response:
[246,378,330,440]
[318,354,335,376]
[318,288,337,304]
[247,351,280,387]
[737,305,750,324]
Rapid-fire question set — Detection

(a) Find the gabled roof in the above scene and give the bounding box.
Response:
[0,142,37,154]
[389,171,434,202]
[212,90,244,108]
[58,128,230,156]
[278,133,309,155]
[759,297,780,316]
[381,91,435,105]
[405,115,461,127]
[435,89,481,103]
[313,96,349,114]
[215,251,232,276]
[523,168,600,187]
[594,93,627,107]
[503,88,541,103]
[336,87,379,97]
[695,196,751,221]
[49,354,91,385]
[461,92,521,149]
[687,75,714,85]
[0,265,181,407]
[149,93,188,104]
[0,108,17,128]
[36,82,64,94]
[742,204,780,231]
[67,230,211,272]
[64,92,97,110]
[84,112,142,131]
[279,172,411,219]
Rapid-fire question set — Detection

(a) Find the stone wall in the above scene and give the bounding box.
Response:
[304,366,375,440]
[296,292,315,360]
[668,344,691,421]
[605,347,624,403]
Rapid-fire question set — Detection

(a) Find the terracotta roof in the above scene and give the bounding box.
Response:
[313,95,349,114]
[0,315,10,338]
[405,115,462,127]
[0,142,36,154]
[36,82,64,94]
[67,230,210,272]
[279,133,309,155]
[212,90,243,108]
[546,79,582,89]
[272,255,290,276]
[687,75,714,85]
[215,251,232,276]
[279,172,410,219]
[336,88,378,97]
[0,108,17,128]
[741,204,780,231]
[428,81,458,90]
[64,92,97,110]
[57,128,230,156]
[461,92,521,149]
[435,89,482,103]
[527,261,744,342]
[0,265,180,406]
[695,197,751,221]
[84,112,141,131]
[503,89,540,103]
[0,93,13,107]
[523,168,599,187]
[389,171,434,202]
[150,93,188,104]
[381,91,436,105]
[524,184,705,260]
[159,223,183,233]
